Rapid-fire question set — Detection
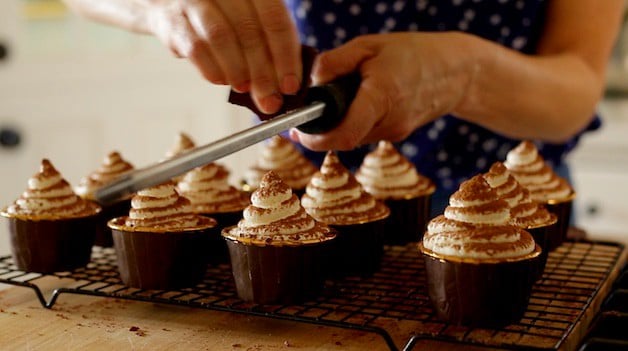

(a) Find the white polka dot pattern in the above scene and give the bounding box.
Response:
[287,0,596,197]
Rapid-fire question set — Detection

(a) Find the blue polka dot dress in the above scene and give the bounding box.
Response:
[285,0,600,215]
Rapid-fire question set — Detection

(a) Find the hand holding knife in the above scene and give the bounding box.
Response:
[94,74,360,205]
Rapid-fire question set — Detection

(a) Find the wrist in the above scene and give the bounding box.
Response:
[449,32,494,119]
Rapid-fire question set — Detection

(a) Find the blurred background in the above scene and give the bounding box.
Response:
[1,0,627,255]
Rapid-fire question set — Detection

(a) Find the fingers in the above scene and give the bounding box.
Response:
[149,3,227,84]
[187,43,227,85]
[252,0,302,94]
[214,0,283,113]
[150,1,300,111]
[312,37,376,84]
[179,0,299,114]
[294,38,392,151]
[184,1,250,90]
[292,77,389,151]
[177,17,226,84]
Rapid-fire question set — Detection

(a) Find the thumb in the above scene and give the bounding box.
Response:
[312,37,377,84]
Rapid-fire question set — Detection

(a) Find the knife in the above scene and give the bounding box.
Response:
[94,74,360,205]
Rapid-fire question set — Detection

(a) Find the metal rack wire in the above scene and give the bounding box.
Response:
[0,241,624,351]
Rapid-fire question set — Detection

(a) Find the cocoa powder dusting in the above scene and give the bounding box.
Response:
[255,184,288,199]
[39,158,58,178]
[516,140,536,154]
[488,161,508,175]
[452,175,497,202]
[129,326,147,336]
[448,175,514,215]
[258,171,286,189]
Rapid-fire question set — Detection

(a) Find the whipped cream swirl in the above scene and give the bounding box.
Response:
[244,136,317,190]
[75,151,134,199]
[423,175,535,259]
[177,163,250,213]
[125,182,203,230]
[355,141,434,199]
[483,162,555,228]
[444,175,510,226]
[163,132,195,160]
[301,151,389,225]
[504,141,573,202]
[5,159,100,219]
[423,225,536,259]
[225,171,335,245]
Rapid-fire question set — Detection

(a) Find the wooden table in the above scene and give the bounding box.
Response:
[0,279,388,350]
[1,241,625,351]
[0,284,510,351]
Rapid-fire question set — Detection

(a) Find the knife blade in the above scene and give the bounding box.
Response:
[94,74,360,205]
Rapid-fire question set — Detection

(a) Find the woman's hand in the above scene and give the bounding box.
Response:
[292,0,623,152]
[147,0,301,114]
[290,32,478,151]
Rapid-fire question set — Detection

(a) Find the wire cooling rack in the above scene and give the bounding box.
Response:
[0,241,625,351]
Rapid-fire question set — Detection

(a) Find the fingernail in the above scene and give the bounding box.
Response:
[281,74,301,95]
[289,128,301,142]
[233,81,250,93]
[260,93,283,114]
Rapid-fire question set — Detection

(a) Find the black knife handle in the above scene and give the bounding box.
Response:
[297,73,361,134]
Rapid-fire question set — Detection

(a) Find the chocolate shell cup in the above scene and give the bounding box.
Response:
[202,210,242,265]
[223,228,336,305]
[525,214,558,281]
[92,199,131,247]
[108,216,216,290]
[383,189,434,245]
[1,206,100,273]
[328,213,389,278]
[545,192,575,251]
[418,242,541,327]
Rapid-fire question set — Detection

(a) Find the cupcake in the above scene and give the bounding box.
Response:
[1,159,101,273]
[163,132,196,183]
[483,162,557,279]
[222,171,336,304]
[75,151,134,247]
[108,182,216,289]
[419,175,541,327]
[355,141,435,245]
[301,151,390,277]
[163,132,195,160]
[504,141,575,250]
[243,135,317,196]
[177,162,250,264]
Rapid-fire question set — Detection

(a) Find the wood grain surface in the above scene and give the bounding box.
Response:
[0,242,625,351]
[0,282,389,350]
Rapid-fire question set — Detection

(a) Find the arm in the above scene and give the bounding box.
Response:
[62,0,302,114]
[62,0,151,34]
[455,0,624,142]
[292,0,624,151]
